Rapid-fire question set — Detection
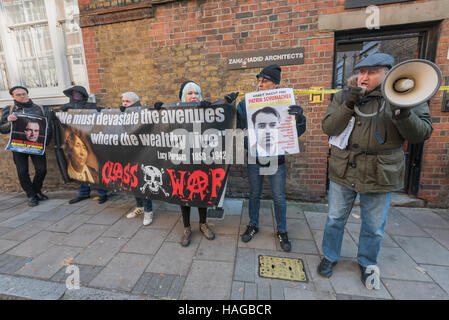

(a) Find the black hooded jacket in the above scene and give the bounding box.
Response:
[60,86,97,111]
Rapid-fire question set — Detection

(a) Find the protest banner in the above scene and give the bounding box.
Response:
[245,88,300,157]
[53,101,236,207]
[5,113,47,156]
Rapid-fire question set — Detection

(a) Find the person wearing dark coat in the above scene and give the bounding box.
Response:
[0,86,52,206]
[59,85,108,205]
[318,53,433,289]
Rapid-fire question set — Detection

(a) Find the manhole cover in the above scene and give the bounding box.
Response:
[258,255,308,282]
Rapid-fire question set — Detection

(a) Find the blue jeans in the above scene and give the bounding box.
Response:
[247,163,287,232]
[322,181,392,267]
[135,197,153,212]
[78,185,107,197]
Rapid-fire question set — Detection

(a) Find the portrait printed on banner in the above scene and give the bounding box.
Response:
[5,113,47,155]
[246,88,300,157]
[62,127,100,184]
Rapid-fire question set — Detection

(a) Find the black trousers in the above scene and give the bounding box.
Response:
[181,206,207,227]
[12,152,47,198]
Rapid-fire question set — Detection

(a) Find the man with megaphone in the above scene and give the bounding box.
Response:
[318,53,434,290]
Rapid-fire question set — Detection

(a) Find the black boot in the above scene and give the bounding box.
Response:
[317,258,337,278]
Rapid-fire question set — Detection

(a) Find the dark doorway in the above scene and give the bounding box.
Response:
[329,22,441,195]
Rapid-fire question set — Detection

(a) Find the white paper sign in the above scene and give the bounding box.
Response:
[329,116,355,150]
[245,88,299,157]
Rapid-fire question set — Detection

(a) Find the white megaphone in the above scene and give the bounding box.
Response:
[381,59,442,108]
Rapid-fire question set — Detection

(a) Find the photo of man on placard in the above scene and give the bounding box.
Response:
[249,106,282,157]
[24,118,41,143]
[5,114,47,155]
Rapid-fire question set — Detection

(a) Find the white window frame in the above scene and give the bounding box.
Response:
[0,0,89,107]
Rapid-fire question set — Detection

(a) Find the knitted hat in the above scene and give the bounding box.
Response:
[9,86,28,95]
[256,64,282,84]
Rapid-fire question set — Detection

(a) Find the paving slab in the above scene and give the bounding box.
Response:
[102,217,142,238]
[243,282,257,300]
[29,199,66,212]
[35,205,80,222]
[377,247,432,281]
[234,247,255,282]
[284,287,337,300]
[208,215,240,235]
[230,281,244,300]
[121,228,169,255]
[6,231,65,257]
[195,234,237,262]
[15,245,82,279]
[146,242,197,275]
[0,203,31,223]
[74,237,128,266]
[0,210,48,228]
[0,197,27,211]
[0,239,19,254]
[61,224,108,247]
[384,211,429,237]
[286,218,313,240]
[383,279,449,300]
[304,211,327,230]
[61,286,148,300]
[393,236,449,266]
[89,253,152,292]
[0,220,53,242]
[0,274,66,300]
[87,207,126,225]
[419,265,449,295]
[46,214,92,233]
[0,254,30,274]
[51,264,104,286]
[423,227,449,250]
[180,260,234,300]
[396,208,449,229]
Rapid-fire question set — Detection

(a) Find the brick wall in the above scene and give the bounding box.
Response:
[2,0,447,206]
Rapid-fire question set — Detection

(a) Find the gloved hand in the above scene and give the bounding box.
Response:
[96,107,102,112]
[153,101,164,110]
[224,92,239,104]
[390,104,411,120]
[119,106,126,112]
[288,105,303,117]
[345,87,365,109]
[199,100,212,108]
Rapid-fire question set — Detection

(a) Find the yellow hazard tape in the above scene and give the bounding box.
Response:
[238,86,449,96]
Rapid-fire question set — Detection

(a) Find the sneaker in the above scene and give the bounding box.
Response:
[241,225,259,243]
[126,207,144,219]
[277,231,291,252]
[360,264,380,290]
[317,258,337,278]
[199,223,215,240]
[143,211,153,226]
[180,226,192,247]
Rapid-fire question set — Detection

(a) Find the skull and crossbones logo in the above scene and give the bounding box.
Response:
[140,165,169,196]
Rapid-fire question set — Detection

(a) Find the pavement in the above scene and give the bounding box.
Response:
[0,190,448,300]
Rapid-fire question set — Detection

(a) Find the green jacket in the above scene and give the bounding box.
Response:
[322,88,433,193]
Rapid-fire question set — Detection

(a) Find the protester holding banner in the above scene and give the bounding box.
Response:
[59,85,109,205]
[120,92,154,226]
[0,86,52,207]
[175,81,216,246]
[236,64,306,252]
